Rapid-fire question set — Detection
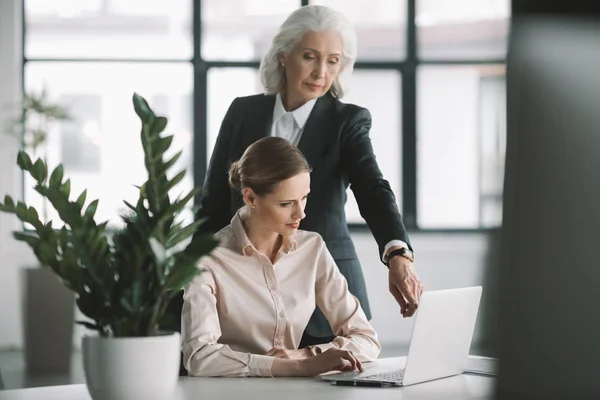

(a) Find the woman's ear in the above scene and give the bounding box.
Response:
[279,52,287,67]
[243,187,257,208]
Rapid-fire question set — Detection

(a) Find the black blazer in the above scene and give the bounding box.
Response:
[195,93,411,336]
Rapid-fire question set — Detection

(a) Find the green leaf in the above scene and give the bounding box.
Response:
[16,151,33,171]
[77,294,101,321]
[164,263,201,291]
[132,93,153,123]
[49,165,64,186]
[131,281,143,310]
[149,237,167,263]
[156,151,182,177]
[165,219,204,249]
[123,200,136,212]
[164,170,186,193]
[76,320,100,331]
[150,135,173,156]
[61,179,71,197]
[31,158,48,182]
[76,189,87,211]
[1,195,15,209]
[166,188,198,217]
[184,233,219,259]
[13,231,39,246]
[151,116,168,135]
[84,199,99,220]
[120,297,135,314]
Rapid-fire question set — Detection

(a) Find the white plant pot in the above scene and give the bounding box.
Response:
[82,332,180,400]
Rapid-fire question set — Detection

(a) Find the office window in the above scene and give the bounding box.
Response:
[342,70,402,223]
[202,0,298,60]
[417,0,510,59]
[416,65,506,228]
[310,0,407,60]
[24,62,193,228]
[206,68,262,160]
[59,94,102,172]
[25,0,192,59]
[478,74,506,227]
[23,1,509,231]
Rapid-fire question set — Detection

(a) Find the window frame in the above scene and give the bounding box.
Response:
[21,0,507,232]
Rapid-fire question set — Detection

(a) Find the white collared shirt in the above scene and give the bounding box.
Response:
[270,93,409,261]
[270,92,317,146]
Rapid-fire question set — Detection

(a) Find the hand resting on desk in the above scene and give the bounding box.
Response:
[271,348,365,377]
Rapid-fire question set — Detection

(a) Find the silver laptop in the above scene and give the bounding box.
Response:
[322,286,483,387]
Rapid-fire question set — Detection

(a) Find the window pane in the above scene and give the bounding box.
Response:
[202,0,299,61]
[207,68,262,160]
[417,65,506,228]
[417,0,510,59]
[342,70,402,223]
[311,0,407,60]
[25,0,192,59]
[24,62,194,228]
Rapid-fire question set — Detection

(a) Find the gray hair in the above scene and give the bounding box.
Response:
[259,5,357,99]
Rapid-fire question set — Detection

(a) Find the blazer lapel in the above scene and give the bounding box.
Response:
[242,94,276,149]
[297,94,333,169]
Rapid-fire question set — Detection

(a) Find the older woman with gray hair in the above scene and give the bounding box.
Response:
[195,5,423,354]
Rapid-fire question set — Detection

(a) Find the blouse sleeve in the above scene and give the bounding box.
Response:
[310,238,381,361]
[181,262,275,377]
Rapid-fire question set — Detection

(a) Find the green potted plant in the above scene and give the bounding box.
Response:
[0,93,218,400]
[2,87,73,373]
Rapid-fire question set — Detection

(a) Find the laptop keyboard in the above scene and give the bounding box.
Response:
[358,356,497,383]
[361,369,405,382]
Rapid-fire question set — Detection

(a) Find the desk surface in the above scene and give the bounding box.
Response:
[0,357,495,400]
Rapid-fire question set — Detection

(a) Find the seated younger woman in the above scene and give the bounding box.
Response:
[182,137,380,377]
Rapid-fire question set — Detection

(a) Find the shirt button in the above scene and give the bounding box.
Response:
[279,311,285,318]
[271,284,278,291]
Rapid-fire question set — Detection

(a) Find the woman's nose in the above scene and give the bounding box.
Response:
[293,205,306,220]
[312,61,326,78]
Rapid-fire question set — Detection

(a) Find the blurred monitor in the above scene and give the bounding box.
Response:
[496,16,600,399]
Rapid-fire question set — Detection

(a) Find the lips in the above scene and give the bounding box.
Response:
[287,222,300,229]
[305,83,322,90]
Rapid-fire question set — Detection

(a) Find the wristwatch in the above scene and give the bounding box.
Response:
[386,247,415,265]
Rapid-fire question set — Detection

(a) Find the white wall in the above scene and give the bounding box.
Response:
[354,231,493,349]
[0,0,38,349]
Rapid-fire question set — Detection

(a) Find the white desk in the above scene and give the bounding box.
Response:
[0,357,495,400]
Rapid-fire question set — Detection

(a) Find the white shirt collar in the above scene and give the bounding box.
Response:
[273,93,317,130]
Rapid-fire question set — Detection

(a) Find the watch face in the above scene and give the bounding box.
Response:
[402,248,414,261]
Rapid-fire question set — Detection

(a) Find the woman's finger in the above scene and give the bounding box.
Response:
[341,350,358,370]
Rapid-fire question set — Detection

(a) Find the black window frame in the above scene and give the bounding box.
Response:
[21,0,507,233]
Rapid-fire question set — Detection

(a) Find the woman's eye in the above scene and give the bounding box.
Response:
[304,54,316,60]
[280,203,292,207]
[328,60,339,65]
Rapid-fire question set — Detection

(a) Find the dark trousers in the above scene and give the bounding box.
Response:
[299,331,336,349]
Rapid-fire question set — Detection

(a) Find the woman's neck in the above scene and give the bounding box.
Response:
[281,89,306,112]
[243,214,282,262]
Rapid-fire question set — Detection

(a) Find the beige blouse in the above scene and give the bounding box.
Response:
[181,209,380,377]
